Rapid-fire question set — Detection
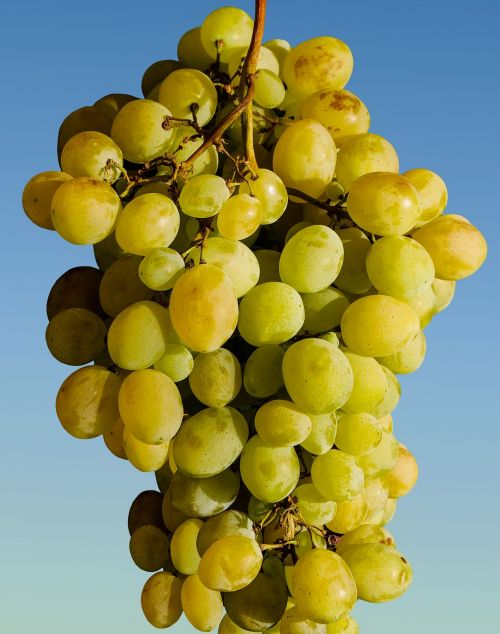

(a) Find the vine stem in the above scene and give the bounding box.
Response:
[180,0,267,174]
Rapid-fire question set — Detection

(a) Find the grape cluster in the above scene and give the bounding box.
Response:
[22,3,487,633]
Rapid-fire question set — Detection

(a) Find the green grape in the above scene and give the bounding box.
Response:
[247,496,274,524]
[340,543,412,602]
[340,295,420,357]
[238,282,304,346]
[371,366,401,417]
[93,93,136,120]
[347,172,420,236]
[378,330,426,374]
[154,344,194,382]
[285,221,313,244]
[300,89,370,142]
[335,133,399,190]
[179,175,230,218]
[128,490,165,534]
[404,168,448,225]
[292,548,357,623]
[223,572,288,632]
[217,194,263,241]
[99,257,154,317]
[141,59,181,98]
[103,417,126,460]
[282,339,353,415]
[155,461,174,494]
[335,413,382,456]
[129,525,170,572]
[107,300,171,369]
[318,332,340,347]
[363,475,389,526]
[255,400,312,447]
[336,524,396,557]
[141,571,183,628]
[169,129,219,176]
[342,351,388,415]
[60,131,123,183]
[170,518,204,574]
[197,510,255,557]
[239,168,288,225]
[366,236,435,299]
[139,247,185,291]
[219,614,257,634]
[300,288,349,335]
[274,92,302,140]
[123,426,169,472]
[326,492,368,534]
[240,436,300,503]
[385,444,419,498]
[118,368,183,444]
[243,344,285,398]
[190,237,260,298]
[169,264,238,353]
[357,432,399,479]
[189,348,242,407]
[279,225,343,293]
[57,105,113,158]
[22,170,73,230]
[283,36,353,100]
[177,27,213,70]
[280,606,327,634]
[311,449,364,502]
[200,7,254,64]
[159,69,217,127]
[293,483,336,526]
[263,38,291,68]
[334,228,372,295]
[55,366,121,439]
[169,469,240,518]
[51,177,121,245]
[300,413,337,455]
[45,307,106,365]
[111,99,175,163]
[403,285,436,328]
[93,231,128,271]
[116,193,180,256]
[432,277,456,312]
[162,489,190,532]
[173,407,248,477]
[182,573,224,631]
[198,535,262,592]
[227,45,280,79]
[325,614,352,634]
[294,529,326,559]
[254,70,286,109]
[413,214,487,280]
[273,119,337,199]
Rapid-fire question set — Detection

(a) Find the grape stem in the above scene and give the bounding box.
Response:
[180,0,267,174]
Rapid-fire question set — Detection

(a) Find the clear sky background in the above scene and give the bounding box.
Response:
[1,1,499,633]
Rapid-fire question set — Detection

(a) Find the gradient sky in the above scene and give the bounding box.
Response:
[1,1,499,633]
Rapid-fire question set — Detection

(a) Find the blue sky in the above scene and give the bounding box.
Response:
[1,1,499,632]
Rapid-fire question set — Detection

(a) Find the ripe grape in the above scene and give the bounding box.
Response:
[22,171,72,230]
[335,133,399,190]
[169,469,240,518]
[99,257,154,317]
[254,400,312,447]
[181,573,224,631]
[198,535,262,592]
[60,131,123,182]
[243,344,285,398]
[129,525,170,572]
[159,68,217,127]
[141,571,183,628]
[311,449,364,502]
[300,89,370,141]
[189,348,242,407]
[123,427,169,472]
[200,7,254,64]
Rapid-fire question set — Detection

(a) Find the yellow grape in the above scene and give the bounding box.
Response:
[404,168,448,225]
[111,99,175,163]
[357,432,399,479]
[325,614,353,634]
[255,400,312,447]
[93,93,136,119]
[56,365,121,439]
[170,264,238,353]
[293,483,337,527]
[123,426,169,472]
[403,286,437,328]
[412,215,487,280]
[341,295,420,357]
[22,171,72,230]
[334,228,372,295]
[141,571,183,628]
[335,133,399,190]
[51,177,121,245]
[384,444,419,498]
[154,344,194,382]
[378,330,427,374]
[273,119,337,199]
[200,7,254,64]
[311,449,364,502]
[107,300,171,369]
[336,524,396,557]
[347,172,420,236]
[239,168,288,225]
[335,412,383,456]
[168,128,219,176]
[140,59,181,97]
[198,535,263,592]
[189,348,242,407]
[341,351,388,415]
[159,68,217,127]
[362,475,389,525]
[300,413,337,455]
[283,36,353,100]
[139,247,185,292]
[103,417,126,460]
[325,492,368,534]
[197,511,255,557]
[292,548,357,623]
[181,573,224,631]
[170,518,204,575]
[129,525,170,572]
[217,194,263,241]
[60,131,123,182]
[371,366,401,418]
[280,606,327,634]
[177,27,213,70]
[99,257,154,317]
[243,344,285,398]
[432,277,456,312]
[45,307,106,366]
[118,369,183,445]
[300,89,370,141]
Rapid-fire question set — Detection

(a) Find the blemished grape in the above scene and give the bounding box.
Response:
[103,417,126,460]
[335,524,396,557]
[22,171,72,230]
[182,573,224,631]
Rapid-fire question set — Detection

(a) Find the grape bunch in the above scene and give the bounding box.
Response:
[22,2,487,633]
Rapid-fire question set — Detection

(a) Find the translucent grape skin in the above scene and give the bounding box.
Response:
[239,168,288,225]
[217,194,263,241]
[200,7,254,64]
[311,449,364,502]
[60,131,123,182]
[170,518,203,575]
[158,68,217,127]
[123,426,169,472]
[405,168,448,225]
[254,400,312,447]
[335,412,383,456]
